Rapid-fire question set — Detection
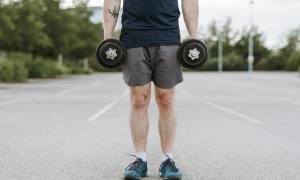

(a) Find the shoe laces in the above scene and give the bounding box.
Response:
[125,154,143,171]
[160,155,179,172]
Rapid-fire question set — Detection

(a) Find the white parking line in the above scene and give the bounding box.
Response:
[178,88,193,97]
[57,76,119,96]
[206,101,264,125]
[0,98,31,107]
[227,88,259,97]
[88,89,129,122]
[178,87,264,125]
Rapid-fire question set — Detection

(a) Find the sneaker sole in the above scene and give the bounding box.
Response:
[124,174,147,180]
[160,175,182,180]
[124,176,141,180]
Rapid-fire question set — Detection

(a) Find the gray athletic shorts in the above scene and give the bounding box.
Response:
[122,46,183,89]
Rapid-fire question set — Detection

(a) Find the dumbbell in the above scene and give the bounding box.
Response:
[177,39,208,69]
[95,39,127,69]
[96,38,208,70]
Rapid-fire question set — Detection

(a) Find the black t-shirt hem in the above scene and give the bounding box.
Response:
[124,42,181,49]
[120,28,181,49]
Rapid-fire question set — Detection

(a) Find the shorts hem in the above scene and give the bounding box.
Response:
[153,79,184,89]
[123,80,152,87]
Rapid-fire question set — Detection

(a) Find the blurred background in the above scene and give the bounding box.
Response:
[0,0,299,82]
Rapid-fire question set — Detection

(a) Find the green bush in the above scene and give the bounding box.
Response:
[223,53,247,71]
[285,52,300,71]
[57,65,71,75]
[0,59,28,82]
[12,61,28,82]
[0,51,95,82]
[88,57,120,72]
[65,60,94,74]
[0,51,97,82]
[0,60,14,82]
[27,58,61,78]
[69,66,93,74]
[8,52,32,63]
[257,54,285,71]
[199,53,247,71]
[69,66,84,74]
[200,58,218,71]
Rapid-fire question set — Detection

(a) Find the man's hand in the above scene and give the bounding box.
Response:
[103,0,121,40]
[182,0,199,39]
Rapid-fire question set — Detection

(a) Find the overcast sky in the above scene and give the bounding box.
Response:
[63,0,300,48]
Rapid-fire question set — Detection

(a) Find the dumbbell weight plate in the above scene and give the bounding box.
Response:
[177,39,208,69]
[96,39,127,69]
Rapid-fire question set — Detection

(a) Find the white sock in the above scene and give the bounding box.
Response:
[137,152,147,162]
[162,152,173,162]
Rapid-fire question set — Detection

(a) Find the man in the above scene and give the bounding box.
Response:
[103,0,199,179]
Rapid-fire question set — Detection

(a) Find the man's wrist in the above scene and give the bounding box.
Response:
[104,33,113,40]
[189,33,199,39]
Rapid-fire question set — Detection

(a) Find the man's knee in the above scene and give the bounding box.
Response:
[130,84,151,109]
[156,92,174,109]
[131,94,149,109]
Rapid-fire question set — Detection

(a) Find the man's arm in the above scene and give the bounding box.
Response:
[182,0,199,39]
[103,0,121,39]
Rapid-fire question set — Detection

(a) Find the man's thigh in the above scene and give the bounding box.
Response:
[152,45,183,89]
[122,47,152,87]
[122,46,183,89]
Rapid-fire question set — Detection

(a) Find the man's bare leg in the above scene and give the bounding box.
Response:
[155,87,177,155]
[130,83,151,153]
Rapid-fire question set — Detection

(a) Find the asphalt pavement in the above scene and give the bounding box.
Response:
[0,72,300,180]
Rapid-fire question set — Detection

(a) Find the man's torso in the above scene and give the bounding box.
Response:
[120,0,181,49]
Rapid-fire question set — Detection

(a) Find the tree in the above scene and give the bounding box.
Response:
[0,0,103,61]
[258,27,300,71]
[204,18,238,58]
[233,27,271,66]
[14,0,51,57]
[64,3,102,60]
[38,0,73,57]
[280,28,300,70]
[0,3,20,51]
[280,28,300,58]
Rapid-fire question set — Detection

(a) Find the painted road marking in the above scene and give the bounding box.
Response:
[206,101,264,125]
[0,76,120,107]
[178,88,193,97]
[179,87,264,125]
[0,98,31,107]
[88,89,129,122]
[56,76,119,96]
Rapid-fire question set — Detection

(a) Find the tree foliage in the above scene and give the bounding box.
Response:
[0,0,102,60]
[203,18,300,71]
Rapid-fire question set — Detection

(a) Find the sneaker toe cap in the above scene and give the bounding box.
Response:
[165,171,182,178]
[124,170,140,177]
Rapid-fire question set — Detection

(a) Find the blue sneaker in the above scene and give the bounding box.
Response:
[124,156,148,180]
[159,158,182,180]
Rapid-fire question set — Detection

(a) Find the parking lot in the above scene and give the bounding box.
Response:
[0,72,299,180]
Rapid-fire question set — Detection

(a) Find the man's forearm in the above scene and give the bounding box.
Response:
[182,0,199,38]
[103,0,121,39]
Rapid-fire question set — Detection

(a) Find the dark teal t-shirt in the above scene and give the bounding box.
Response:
[120,0,181,49]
